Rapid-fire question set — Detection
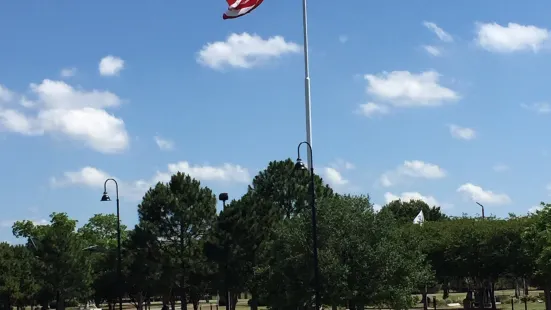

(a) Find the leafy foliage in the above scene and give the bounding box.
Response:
[5,160,551,310]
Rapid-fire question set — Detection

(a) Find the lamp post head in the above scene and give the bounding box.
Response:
[100,192,111,202]
[294,158,308,171]
[218,193,229,202]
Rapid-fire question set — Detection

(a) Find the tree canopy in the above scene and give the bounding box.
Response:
[2,159,551,310]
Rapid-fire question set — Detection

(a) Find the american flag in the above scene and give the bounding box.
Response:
[223,0,264,19]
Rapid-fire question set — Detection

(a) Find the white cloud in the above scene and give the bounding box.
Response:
[197,32,300,70]
[20,96,34,108]
[380,160,446,187]
[99,55,125,76]
[52,161,251,201]
[32,219,49,226]
[357,102,390,117]
[448,124,476,140]
[0,80,129,153]
[364,71,459,107]
[529,205,543,214]
[154,136,174,151]
[423,45,441,56]
[322,167,349,187]
[156,161,251,184]
[457,183,511,205]
[423,21,453,42]
[475,22,550,53]
[30,79,122,109]
[521,102,551,114]
[493,164,509,172]
[0,109,40,135]
[330,159,355,171]
[60,67,77,78]
[0,218,48,228]
[0,85,14,103]
[339,35,349,43]
[380,174,393,187]
[384,191,442,207]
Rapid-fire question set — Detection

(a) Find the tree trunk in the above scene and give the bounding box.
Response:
[170,295,176,310]
[180,292,187,310]
[249,290,258,310]
[137,294,144,310]
[478,286,485,309]
[423,290,428,310]
[543,284,551,310]
[56,291,64,310]
[230,293,238,310]
[490,282,497,310]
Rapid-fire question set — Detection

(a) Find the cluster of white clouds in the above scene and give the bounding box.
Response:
[0,56,169,155]
[197,32,300,70]
[380,160,446,188]
[320,159,355,189]
[380,159,512,209]
[0,78,129,153]
[422,21,454,57]
[420,21,551,57]
[5,19,550,217]
[51,161,252,202]
[154,135,175,151]
[357,70,459,117]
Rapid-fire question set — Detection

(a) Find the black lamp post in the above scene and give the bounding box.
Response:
[476,202,485,219]
[294,141,321,310]
[218,193,231,310]
[101,178,123,310]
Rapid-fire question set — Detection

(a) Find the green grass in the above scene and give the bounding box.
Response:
[91,292,546,310]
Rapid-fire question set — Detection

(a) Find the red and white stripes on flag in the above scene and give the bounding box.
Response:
[223,0,264,19]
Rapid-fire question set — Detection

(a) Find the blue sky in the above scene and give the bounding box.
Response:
[1,0,551,242]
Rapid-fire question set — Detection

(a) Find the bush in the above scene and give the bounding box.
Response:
[247,296,268,307]
[411,295,421,305]
[495,295,512,303]
[520,295,539,303]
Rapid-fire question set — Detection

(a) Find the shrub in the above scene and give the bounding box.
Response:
[495,295,512,303]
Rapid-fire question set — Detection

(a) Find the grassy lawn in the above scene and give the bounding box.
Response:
[91,292,546,310]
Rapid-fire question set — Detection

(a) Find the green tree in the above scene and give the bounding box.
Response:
[523,203,551,310]
[242,159,335,309]
[262,194,428,310]
[138,172,217,310]
[0,243,39,310]
[380,199,448,225]
[122,224,163,310]
[248,159,334,219]
[13,213,92,310]
[78,214,128,308]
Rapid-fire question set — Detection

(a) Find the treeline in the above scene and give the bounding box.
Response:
[1,159,551,310]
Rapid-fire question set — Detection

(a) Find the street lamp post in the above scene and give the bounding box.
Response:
[294,141,321,310]
[475,201,486,308]
[218,193,231,310]
[101,178,123,310]
[476,202,485,219]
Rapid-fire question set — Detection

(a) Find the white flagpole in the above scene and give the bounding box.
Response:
[302,0,313,168]
[302,4,319,310]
